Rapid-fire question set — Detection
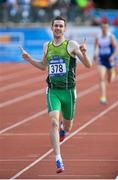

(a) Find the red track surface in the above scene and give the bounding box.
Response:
[0,63,118,179]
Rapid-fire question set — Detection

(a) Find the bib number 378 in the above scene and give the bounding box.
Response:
[49,63,66,76]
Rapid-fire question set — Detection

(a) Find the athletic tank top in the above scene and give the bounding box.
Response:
[98,32,114,58]
[46,40,76,89]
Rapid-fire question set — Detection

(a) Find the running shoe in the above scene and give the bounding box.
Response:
[59,128,66,142]
[56,160,64,173]
[100,96,107,104]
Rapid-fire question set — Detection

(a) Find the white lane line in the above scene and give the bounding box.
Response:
[76,69,96,81]
[1,132,118,137]
[0,110,47,135]
[0,69,96,92]
[10,100,118,179]
[75,132,118,136]
[1,158,118,162]
[0,75,46,92]
[61,100,118,145]
[77,84,98,98]
[0,159,34,162]
[0,84,98,134]
[0,68,37,82]
[42,158,118,162]
[0,72,98,108]
[10,149,54,180]
[0,64,28,75]
[1,133,49,136]
[38,175,101,177]
[0,84,98,108]
[0,88,45,108]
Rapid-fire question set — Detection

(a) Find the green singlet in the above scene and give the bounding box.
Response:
[46,40,76,89]
[46,40,77,120]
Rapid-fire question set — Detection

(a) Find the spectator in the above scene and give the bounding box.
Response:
[112,16,118,26]
[7,0,19,22]
[0,0,8,23]
[18,0,31,22]
[30,0,57,22]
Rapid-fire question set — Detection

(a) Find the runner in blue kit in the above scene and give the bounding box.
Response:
[93,22,118,104]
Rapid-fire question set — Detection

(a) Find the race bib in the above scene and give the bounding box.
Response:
[99,47,111,55]
[49,58,66,76]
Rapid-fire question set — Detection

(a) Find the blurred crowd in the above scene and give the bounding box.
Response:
[0,0,95,24]
[0,0,118,26]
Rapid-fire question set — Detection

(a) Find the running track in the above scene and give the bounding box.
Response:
[0,63,118,179]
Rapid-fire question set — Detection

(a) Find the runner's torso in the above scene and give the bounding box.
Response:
[98,33,114,58]
[46,40,76,89]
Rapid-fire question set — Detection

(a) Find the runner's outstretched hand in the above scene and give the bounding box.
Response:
[79,38,87,55]
[19,46,31,61]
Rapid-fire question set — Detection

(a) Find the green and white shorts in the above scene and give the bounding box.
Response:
[46,88,77,120]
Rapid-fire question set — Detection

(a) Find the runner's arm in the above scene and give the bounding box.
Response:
[93,37,99,61]
[19,43,48,71]
[68,40,92,68]
[110,34,118,60]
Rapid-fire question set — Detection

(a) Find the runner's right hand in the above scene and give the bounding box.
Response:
[19,46,31,61]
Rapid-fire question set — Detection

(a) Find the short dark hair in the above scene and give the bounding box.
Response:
[100,22,109,28]
[51,16,66,26]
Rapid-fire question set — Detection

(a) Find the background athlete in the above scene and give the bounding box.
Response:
[93,22,118,104]
[19,16,92,173]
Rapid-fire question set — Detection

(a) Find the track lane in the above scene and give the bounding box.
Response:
[0,63,117,179]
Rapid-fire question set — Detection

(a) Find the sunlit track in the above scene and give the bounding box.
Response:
[37,175,101,178]
[0,133,49,136]
[0,68,43,82]
[1,132,118,136]
[0,88,45,108]
[0,109,47,134]
[0,63,27,73]
[76,69,97,81]
[0,69,96,91]
[0,70,97,107]
[0,63,118,179]
[0,84,99,134]
[0,75,46,92]
[9,100,118,179]
[0,158,118,162]
[0,63,30,76]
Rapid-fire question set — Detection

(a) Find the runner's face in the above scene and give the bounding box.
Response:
[101,24,109,34]
[51,20,66,38]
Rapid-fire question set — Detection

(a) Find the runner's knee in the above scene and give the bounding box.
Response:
[51,118,59,129]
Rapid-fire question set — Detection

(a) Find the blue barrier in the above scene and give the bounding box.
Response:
[0,27,52,62]
[0,27,118,62]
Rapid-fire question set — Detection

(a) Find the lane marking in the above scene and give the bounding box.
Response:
[0,84,98,134]
[0,64,28,76]
[0,68,38,82]
[38,175,101,178]
[76,69,96,81]
[1,132,118,137]
[0,110,47,135]
[0,83,98,108]
[0,69,96,92]
[10,100,118,179]
[0,88,45,108]
[0,158,118,162]
[0,133,49,136]
[75,132,118,136]
[0,75,45,92]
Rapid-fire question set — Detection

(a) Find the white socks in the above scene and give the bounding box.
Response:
[56,154,62,162]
